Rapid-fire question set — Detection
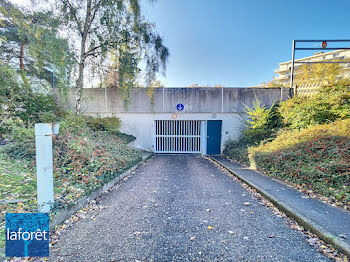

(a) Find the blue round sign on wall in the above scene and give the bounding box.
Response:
[177,104,184,111]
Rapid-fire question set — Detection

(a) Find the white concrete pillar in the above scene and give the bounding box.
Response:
[201,120,207,155]
[35,123,59,213]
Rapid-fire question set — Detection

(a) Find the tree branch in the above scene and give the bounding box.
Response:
[88,0,103,30]
[84,43,105,57]
[84,50,103,59]
[84,38,132,59]
[61,0,83,36]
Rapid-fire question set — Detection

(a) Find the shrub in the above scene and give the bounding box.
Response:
[224,99,283,163]
[16,92,57,127]
[2,112,141,211]
[52,123,141,208]
[0,117,24,137]
[0,63,59,129]
[248,119,350,207]
[3,126,36,160]
[244,97,275,129]
[86,116,120,132]
[59,113,90,134]
[0,64,21,116]
[37,111,60,123]
[279,85,350,129]
[242,98,283,145]
[223,140,250,165]
[108,131,136,144]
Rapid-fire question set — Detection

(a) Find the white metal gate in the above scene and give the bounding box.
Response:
[155,120,201,153]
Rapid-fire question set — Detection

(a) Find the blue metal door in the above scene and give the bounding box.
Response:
[207,120,222,155]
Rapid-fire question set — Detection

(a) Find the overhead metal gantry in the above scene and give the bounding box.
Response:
[289,39,350,97]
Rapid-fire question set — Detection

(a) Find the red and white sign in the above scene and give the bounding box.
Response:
[172,113,177,119]
[322,41,327,48]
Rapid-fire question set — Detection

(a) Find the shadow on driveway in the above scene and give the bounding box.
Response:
[49,155,330,262]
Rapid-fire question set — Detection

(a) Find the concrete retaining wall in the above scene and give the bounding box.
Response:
[67,87,289,153]
[68,87,290,114]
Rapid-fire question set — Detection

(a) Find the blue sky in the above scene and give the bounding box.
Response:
[142,0,350,87]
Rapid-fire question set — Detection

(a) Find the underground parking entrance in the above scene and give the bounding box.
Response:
[68,87,288,154]
[154,120,222,155]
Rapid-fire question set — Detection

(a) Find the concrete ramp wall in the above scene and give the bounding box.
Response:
[67,87,290,152]
[68,87,289,114]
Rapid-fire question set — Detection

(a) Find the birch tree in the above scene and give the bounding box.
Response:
[58,0,169,113]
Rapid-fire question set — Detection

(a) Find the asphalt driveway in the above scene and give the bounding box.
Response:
[49,155,330,262]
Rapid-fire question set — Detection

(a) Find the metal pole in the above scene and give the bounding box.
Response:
[162,86,165,112]
[280,86,283,101]
[104,87,108,113]
[221,86,224,113]
[289,40,296,98]
[35,123,59,213]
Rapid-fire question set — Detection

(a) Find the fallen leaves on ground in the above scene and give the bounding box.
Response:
[208,157,349,262]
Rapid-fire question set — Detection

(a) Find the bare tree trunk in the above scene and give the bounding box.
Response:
[75,58,85,113]
[75,0,92,113]
[19,42,25,70]
[19,41,30,87]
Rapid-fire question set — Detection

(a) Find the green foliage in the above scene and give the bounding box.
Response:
[0,63,21,114]
[0,1,73,132]
[108,131,136,144]
[51,117,141,208]
[1,113,141,211]
[224,99,283,165]
[0,116,141,248]
[241,97,282,146]
[0,152,37,249]
[248,120,350,207]
[294,60,342,85]
[59,113,90,133]
[57,0,169,112]
[86,116,120,133]
[0,117,23,136]
[244,97,275,129]
[0,63,58,130]
[223,140,250,165]
[3,126,35,160]
[37,111,60,123]
[279,85,350,129]
[17,92,57,126]
[0,63,22,134]
[0,1,74,90]
[146,80,164,110]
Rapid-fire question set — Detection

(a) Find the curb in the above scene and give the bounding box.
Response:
[211,156,350,258]
[50,152,153,230]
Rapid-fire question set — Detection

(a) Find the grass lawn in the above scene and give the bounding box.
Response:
[0,153,37,249]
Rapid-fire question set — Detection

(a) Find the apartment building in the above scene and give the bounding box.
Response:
[274,49,350,85]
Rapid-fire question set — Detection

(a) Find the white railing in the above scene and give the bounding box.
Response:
[294,83,322,97]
